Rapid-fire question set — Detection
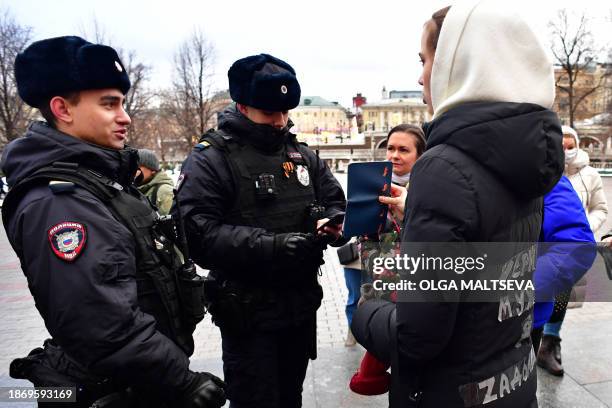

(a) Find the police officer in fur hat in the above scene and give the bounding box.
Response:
[1,36,225,408]
[173,54,346,407]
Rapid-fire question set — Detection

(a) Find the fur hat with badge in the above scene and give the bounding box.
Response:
[15,35,131,108]
[228,53,301,112]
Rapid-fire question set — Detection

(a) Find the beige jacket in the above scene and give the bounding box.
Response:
[565,149,608,233]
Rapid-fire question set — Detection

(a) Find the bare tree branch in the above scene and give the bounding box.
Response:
[550,9,606,128]
[0,8,33,148]
[163,29,217,154]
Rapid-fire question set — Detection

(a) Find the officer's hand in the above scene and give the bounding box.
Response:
[274,232,319,261]
[182,372,226,408]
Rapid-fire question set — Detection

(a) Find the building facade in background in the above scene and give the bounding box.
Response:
[554,63,611,124]
[361,87,429,132]
[290,96,350,134]
[553,63,612,155]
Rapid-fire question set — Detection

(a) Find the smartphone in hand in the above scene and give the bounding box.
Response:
[317,212,345,231]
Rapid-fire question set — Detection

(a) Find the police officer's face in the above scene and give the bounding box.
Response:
[238,104,289,130]
[63,88,131,150]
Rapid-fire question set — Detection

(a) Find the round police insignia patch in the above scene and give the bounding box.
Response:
[296,165,310,186]
[47,222,87,262]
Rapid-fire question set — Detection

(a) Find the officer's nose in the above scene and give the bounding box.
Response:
[272,112,288,129]
[117,106,131,126]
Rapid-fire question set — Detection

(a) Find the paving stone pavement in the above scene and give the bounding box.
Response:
[1,176,612,407]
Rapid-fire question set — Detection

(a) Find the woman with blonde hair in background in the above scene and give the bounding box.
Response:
[562,125,608,232]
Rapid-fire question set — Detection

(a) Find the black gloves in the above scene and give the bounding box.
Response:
[181,372,226,408]
[274,232,320,262]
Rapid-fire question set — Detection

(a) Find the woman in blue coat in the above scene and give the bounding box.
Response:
[532,176,596,375]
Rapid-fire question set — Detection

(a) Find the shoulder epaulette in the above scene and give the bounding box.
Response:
[195,129,234,153]
[194,140,212,151]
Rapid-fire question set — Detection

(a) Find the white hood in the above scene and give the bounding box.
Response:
[431,0,555,119]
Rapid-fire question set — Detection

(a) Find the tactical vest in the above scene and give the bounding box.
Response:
[2,162,203,356]
[195,131,324,336]
[198,130,318,234]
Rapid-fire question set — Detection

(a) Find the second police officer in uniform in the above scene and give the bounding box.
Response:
[174,54,346,407]
[1,36,226,408]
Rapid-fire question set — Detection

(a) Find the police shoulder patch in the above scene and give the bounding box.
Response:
[47,222,87,262]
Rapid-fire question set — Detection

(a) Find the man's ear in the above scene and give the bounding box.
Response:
[49,96,74,125]
[236,103,248,116]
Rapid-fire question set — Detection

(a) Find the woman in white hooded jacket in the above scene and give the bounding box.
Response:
[351,1,564,407]
[562,125,608,233]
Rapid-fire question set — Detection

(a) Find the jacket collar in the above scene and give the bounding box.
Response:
[217,105,295,153]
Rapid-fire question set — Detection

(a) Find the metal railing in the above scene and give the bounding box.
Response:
[317,149,386,161]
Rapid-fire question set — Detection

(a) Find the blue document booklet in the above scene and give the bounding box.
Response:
[343,161,393,237]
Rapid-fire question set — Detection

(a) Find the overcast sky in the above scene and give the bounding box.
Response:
[3,0,611,108]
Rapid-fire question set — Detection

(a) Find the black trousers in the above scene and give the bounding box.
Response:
[221,323,314,408]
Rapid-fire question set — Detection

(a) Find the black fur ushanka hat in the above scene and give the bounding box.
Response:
[228,53,301,111]
[15,36,131,108]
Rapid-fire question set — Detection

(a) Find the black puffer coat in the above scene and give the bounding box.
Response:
[352,102,564,407]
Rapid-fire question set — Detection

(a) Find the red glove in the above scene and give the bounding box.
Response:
[349,351,391,395]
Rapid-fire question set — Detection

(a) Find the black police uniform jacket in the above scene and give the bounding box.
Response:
[352,102,564,408]
[1,122,196,396]
[174,106,346,331]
